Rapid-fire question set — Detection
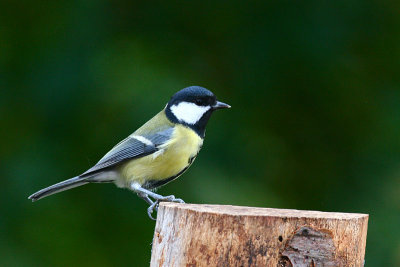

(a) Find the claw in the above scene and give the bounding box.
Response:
[147,201,159,220]
[159,195,185,203]
[159,195,175,202]
[173,198,185,203]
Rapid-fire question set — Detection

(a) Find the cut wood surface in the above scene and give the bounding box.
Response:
[150,203,368,267]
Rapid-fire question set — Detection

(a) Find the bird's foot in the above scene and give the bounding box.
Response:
[147,201,159,220]
[157,194,185,203]
[146,195,185,220]
[131,183,185,220]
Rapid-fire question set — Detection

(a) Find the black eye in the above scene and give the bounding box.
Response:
[195,98,203,105]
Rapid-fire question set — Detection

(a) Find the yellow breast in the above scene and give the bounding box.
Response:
[118,125,203,187]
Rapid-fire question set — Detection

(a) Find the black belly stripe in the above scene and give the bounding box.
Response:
[143,154,198,190]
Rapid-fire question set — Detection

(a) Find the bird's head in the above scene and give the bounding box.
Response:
[165,86,230,137]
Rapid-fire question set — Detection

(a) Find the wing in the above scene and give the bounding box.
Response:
[80,127,174,177]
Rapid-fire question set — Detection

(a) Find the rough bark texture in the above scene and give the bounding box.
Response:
[150,203,368,267]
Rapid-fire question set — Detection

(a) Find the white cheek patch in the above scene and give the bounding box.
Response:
[171,102,211,124]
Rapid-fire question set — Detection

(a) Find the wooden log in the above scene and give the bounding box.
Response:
[150,203,368,267]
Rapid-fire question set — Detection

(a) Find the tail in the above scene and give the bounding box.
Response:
[28,176,89,202]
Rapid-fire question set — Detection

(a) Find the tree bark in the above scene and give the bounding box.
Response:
[151,203,368,267]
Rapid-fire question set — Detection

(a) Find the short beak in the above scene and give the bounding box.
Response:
[212,101,231,110]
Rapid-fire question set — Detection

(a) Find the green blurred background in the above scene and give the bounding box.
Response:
[1,1,399,266]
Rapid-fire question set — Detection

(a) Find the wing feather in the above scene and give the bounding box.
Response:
[80,127,174,177]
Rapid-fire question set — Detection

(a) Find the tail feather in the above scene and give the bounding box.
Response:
[28,176,89,202]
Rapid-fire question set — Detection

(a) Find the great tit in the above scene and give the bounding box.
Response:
[28,86,230,219]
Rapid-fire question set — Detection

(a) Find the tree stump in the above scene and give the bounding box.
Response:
[150,203,368,267]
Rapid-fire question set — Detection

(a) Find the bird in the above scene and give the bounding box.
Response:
[28,86,230,219]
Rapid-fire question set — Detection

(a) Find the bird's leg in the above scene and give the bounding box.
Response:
[137,192,154,205]
[130,183,185,220]
[130,183,185,203]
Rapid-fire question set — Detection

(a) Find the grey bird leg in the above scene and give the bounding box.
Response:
[137,192,154,205]
[130,183,184,220]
